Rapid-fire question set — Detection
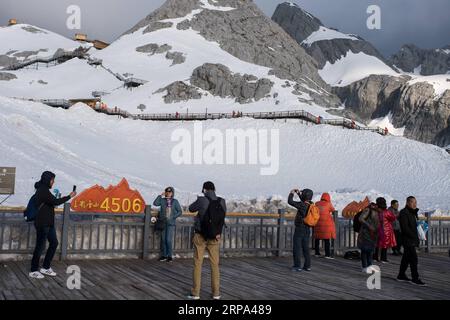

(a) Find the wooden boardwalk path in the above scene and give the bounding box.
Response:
[0,254,449,300]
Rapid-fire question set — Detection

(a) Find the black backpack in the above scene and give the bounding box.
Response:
[23,194,44,222]
[200,197,226,240]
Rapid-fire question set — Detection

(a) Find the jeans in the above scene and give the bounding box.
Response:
[31,226,59,272]
[191,233,220,297]
[293,227,311,269]
[361,248,374,268]
[314,239,331,257]
[399,245,419,281]
[160,225,175,258]
[374,247,388,261]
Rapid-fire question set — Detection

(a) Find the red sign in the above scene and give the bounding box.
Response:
[71,178,145,213]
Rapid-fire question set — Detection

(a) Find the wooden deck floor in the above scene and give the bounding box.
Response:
[0,253,449,300]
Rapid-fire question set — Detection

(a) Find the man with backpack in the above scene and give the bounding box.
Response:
[187,181,226,300]
[288,188,318,272]
[29,171,76,279]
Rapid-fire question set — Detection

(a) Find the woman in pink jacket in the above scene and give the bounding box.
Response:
[374,197,397,263]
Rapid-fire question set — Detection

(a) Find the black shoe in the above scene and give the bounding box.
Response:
[158,257,167,262]
[303,267,311,272]
[411,279,426,286]
[396,275,412,282]
[167,257,173,262]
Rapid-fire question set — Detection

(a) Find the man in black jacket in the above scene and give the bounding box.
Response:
[288,188,313,272]
[187,181,226,300]
[397,196,426,286]
[29,171,76,279]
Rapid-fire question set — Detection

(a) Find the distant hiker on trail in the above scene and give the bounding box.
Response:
[374,197,396,263]
[29,171,76,279]
[397,196,426,286]
[314,193,336,259]
[388,200,402,255]
[175,111,179,119]
[384,127,389,135]
[187,181,226,300]
[357,202,380,274]
[153,187,182,262]
[288,188,314,272]
[232,111,236,118]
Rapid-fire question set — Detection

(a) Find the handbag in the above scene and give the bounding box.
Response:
[417,223,427,241]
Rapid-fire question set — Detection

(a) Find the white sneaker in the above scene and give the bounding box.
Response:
[368,265,381,273]
[187,295,200,300]
[29,271,44,279]
[213,295,221,300]
[40,268,57,277]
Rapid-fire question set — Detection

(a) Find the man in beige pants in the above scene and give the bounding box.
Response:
[188,181,226,300]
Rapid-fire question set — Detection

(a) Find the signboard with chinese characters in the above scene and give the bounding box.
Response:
[0,167,15,195]
[71,178,145,213]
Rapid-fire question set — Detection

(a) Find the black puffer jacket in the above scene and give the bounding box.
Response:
[399,206,420,247]
[34,171,71,227]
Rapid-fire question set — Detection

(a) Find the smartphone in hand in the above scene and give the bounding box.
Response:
[73,185,77,192]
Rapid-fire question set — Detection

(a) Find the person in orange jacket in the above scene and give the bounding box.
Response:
[314,193,336,259]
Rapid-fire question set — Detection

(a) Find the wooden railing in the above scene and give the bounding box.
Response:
[1,205,448,260]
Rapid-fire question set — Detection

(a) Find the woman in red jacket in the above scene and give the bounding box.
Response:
[374,197,397,263]
[314,193,336,259]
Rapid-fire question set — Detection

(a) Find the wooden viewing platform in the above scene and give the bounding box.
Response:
[0,254,449,300]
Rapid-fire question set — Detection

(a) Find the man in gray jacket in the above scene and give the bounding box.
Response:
[187,181,226,300]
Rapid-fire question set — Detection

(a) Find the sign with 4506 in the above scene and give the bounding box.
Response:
[71,178,146,214]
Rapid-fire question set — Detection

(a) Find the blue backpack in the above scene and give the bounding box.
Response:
[23,194,44,222]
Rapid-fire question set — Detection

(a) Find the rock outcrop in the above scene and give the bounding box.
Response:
[191,63,274,103]
[389,44,450,75]
[334,75,450,146]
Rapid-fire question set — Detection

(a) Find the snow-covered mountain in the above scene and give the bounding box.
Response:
[0,23,86,69]
[272,2,394,83]
[390,44,450,76]
[1,96,449,212]
[272,2,450,147]
[88,0,341,115]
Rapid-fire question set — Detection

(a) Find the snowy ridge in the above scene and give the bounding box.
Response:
[302,26,359,47]
[0,24,85,63]
[1,96,449,212]
[318,51,399,87]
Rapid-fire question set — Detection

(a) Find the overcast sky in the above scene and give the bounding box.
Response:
[1,0,449,56]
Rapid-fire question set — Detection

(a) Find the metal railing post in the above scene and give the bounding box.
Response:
[142,205,151,259]
[426,212,432,253]
[276,209,286,257]
[332,211,338,256]
[60,203,70,261]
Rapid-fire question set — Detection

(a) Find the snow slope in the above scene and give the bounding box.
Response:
[407,74,450,98]
[369,113,405,137]
[0,58,122,99]
[1,96,449,212]
[302,26,359,47]
[318,51,399,87]
[318,50,450,98]
[0,24,85,62]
